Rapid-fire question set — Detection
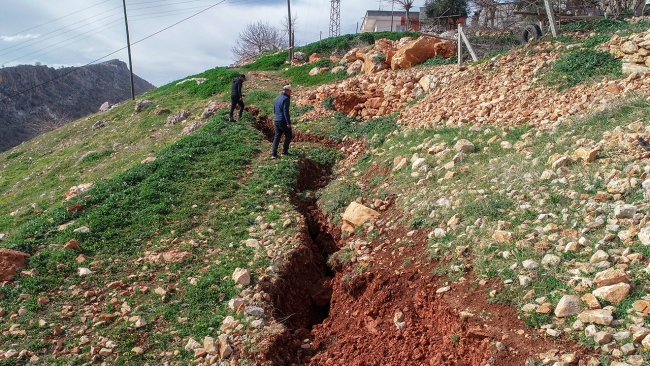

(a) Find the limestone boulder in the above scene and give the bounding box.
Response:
[592,283,630,304]
[391,36,455,70]
[0,249,30,282]
[362,51,390,74]
[555,295,581,317]
[309,53,322,63]
[593,268,629,287]
[347,60,364,75]
[342,202,380,233]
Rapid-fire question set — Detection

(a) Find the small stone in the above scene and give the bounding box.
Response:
[594,331,612,344]
[64,239,82,251]
[492,230,513,243]
[185,338,201,351]
[77,268,92,276]
[536,303,552,314]
[245,239,260,249]
[522,259,538,270]
[633,300,650,314]
[590,250,609,263]
[541,254,561,267]
[132,347,145,354]
[581,293,601,310]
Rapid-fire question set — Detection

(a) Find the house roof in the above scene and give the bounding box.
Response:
[365,10,420,17]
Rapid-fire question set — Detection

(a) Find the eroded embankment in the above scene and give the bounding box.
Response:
[248,108,343,365]
[248,109,595,366]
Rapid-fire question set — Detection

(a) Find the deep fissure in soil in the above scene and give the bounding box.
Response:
[250,111,341,363]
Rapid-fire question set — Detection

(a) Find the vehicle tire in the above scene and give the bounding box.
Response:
[518,24,543,44]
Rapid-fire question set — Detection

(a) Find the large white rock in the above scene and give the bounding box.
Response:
[232,268,250,285]
[593,283,630,304]
[555,295,581,317]
[577,309,613,325]
[638,225,650,245]
[614,204,637,219]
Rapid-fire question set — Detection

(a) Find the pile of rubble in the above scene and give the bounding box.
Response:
[601,29,650,74]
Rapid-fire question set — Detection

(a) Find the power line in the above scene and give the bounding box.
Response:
[0,6,124,54]
[1,0,113,39]
[0,0,227,103]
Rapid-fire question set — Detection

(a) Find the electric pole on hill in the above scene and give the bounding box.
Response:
[122,0,135,101]
[329,0,340,37]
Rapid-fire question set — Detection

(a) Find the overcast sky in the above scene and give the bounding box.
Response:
[0,0,425,87]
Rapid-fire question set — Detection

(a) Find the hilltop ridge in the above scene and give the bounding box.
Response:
[0,59,155,152]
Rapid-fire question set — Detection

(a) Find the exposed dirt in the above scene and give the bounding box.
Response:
[247,109,596,366]
[0,248,30,282]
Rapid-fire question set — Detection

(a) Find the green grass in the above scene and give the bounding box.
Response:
[282,59,350,86]
[156,67,241,98]
[540,49,622,90]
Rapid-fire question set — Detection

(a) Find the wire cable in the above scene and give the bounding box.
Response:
[0,0,227,103]
[2,0,113,39]
[0,6,124,54]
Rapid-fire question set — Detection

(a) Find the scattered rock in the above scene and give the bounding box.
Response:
[0,249,30,282]
[555,295,581,317]
[134,99,153,112]
[232,268,250,285]
[341,202,380,233]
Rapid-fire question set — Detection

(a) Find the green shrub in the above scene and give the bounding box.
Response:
[242,50,289,71]
[541,49,622,90]
[156,67,241,98]
[422,55,457,66]
[79,150,112,164]
[283,59,349,86]
[322,96,336,111]
[291,104,315,118]
[372,52,386,63]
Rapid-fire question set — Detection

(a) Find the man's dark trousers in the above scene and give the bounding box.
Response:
[230,97,244,121]
[272,121,292,156]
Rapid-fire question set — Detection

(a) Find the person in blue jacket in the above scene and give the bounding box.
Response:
[229,74,246,122]
[271,85,293,159]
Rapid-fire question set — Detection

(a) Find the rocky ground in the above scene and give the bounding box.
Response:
[6,22,650,366]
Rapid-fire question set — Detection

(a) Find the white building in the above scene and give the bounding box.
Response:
[360,10,421,33]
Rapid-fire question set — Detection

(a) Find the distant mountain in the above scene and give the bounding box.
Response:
[0,59,155,152]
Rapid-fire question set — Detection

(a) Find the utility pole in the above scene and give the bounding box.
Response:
[287,0,293,61]
[390,1,394,31]
[122,0,135,100]
[329,0,341,37]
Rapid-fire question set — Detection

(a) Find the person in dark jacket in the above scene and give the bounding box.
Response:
[271,85,293,159]
[229,74,246,122]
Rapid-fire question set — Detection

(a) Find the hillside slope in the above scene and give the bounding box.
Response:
[2,20,650,366]
[0,59,155,152]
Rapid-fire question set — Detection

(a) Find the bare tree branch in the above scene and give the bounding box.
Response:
[230,21,288,61]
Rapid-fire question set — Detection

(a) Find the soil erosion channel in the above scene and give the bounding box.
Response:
[250,110,593,366]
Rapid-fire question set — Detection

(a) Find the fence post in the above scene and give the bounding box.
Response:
[457,24,463,66]
[544,0,558,37]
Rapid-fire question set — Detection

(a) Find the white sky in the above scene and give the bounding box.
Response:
[0,0,425,87]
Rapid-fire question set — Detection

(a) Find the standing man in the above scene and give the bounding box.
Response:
[229,74,246,122]
[271,85,293,159]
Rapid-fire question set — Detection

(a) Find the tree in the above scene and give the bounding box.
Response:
[392,0,416,30]
[424,0,468,28]
[230,21,287,61]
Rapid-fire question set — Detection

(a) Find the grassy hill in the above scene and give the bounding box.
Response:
[2,19,650,365]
